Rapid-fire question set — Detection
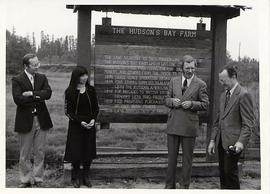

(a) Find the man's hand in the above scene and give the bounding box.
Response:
[22,91,33,97]
[208,140,215,155]
[234,141,244,153]
[181,101,192,109]
[172,98,181,108]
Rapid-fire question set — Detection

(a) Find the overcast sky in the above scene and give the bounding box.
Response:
[2,0,262,60]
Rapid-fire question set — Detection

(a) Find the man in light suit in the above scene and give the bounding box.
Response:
[208,65,254,189]
[165,55,209,189]
[12,53,53,187]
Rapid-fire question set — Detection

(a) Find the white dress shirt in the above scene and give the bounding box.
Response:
[24,69,34,88]
[227,82,239,97]
[24,69,37,113]
[182,74,194,87]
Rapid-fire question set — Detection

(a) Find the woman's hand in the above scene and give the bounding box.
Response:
[81,119,95,129]
[81,121,89,129]
[88,119,95,127]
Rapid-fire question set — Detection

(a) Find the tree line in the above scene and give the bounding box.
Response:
[6,28,77,74]
[6,28,259,79]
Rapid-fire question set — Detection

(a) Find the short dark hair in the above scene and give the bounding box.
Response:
[181,55,197,69]
[23,53,37,67]
[223,65,238,78]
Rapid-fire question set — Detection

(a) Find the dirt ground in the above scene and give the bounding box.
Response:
[6,161,260,189]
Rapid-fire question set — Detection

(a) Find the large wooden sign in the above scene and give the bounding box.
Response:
[94,25,212,123]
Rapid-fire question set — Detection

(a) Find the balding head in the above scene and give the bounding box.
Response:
[219,66,238,90]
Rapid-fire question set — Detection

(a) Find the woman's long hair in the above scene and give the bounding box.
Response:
[65,66,91,100]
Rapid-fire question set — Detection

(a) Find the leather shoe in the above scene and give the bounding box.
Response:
[164,185,176,189]
[180,184,189,189]
[18,182,31,188]
[72,179,80,188]
[33,181,44,187]
[82,178,92,187]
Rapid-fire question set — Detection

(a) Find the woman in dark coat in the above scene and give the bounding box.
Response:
[64,66,99,188]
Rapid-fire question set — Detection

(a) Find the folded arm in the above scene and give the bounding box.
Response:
[12,78,35,107]
[32,75,52,101]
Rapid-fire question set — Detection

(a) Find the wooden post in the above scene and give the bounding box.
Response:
[77,8,91,68]
[206,14,227,161]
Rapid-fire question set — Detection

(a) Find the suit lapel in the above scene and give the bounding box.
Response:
[22,72,34,90]
[222,85,241,119]
[174,76,183,98]
[182,75,197,99]
[220,92,225,116]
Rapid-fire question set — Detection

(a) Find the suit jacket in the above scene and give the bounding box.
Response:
[210,84,254,149]
[12,72,53,133]
[165,75,209,137]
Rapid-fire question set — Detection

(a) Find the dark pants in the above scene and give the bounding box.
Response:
[218,138,241,189]
[165,134,195,189]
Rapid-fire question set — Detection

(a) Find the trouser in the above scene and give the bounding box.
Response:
[18,116,47,183]
[218,138,241,189]
[165,134,196,189]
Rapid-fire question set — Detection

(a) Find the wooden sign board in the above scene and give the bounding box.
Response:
[94,25,212,123]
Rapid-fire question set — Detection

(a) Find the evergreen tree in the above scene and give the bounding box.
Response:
[8,29,78,68]
[6,29,34,74]
[32,32,36,53]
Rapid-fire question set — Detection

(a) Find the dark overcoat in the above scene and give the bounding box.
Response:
[64,85,99,163]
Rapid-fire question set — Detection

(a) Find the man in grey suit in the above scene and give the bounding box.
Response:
[208,65,254,189]
[165,55,209,189]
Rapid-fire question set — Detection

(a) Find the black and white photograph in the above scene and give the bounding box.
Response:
[1,0,270,192]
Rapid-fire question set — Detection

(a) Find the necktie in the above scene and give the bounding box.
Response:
[30,76,34,88]
[30,75,36,113]
[182,79,187,95]
[224,90,231,110]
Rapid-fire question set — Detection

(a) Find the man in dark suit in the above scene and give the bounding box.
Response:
[208,65,254,189]
[165,55,209,189]
[12,53,53,187]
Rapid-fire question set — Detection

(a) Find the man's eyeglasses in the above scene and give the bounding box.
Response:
[184,67,195,71]
[29,62,40,68]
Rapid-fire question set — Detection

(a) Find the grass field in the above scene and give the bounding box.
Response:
[6,161,261,189]
[6,64,260,164]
